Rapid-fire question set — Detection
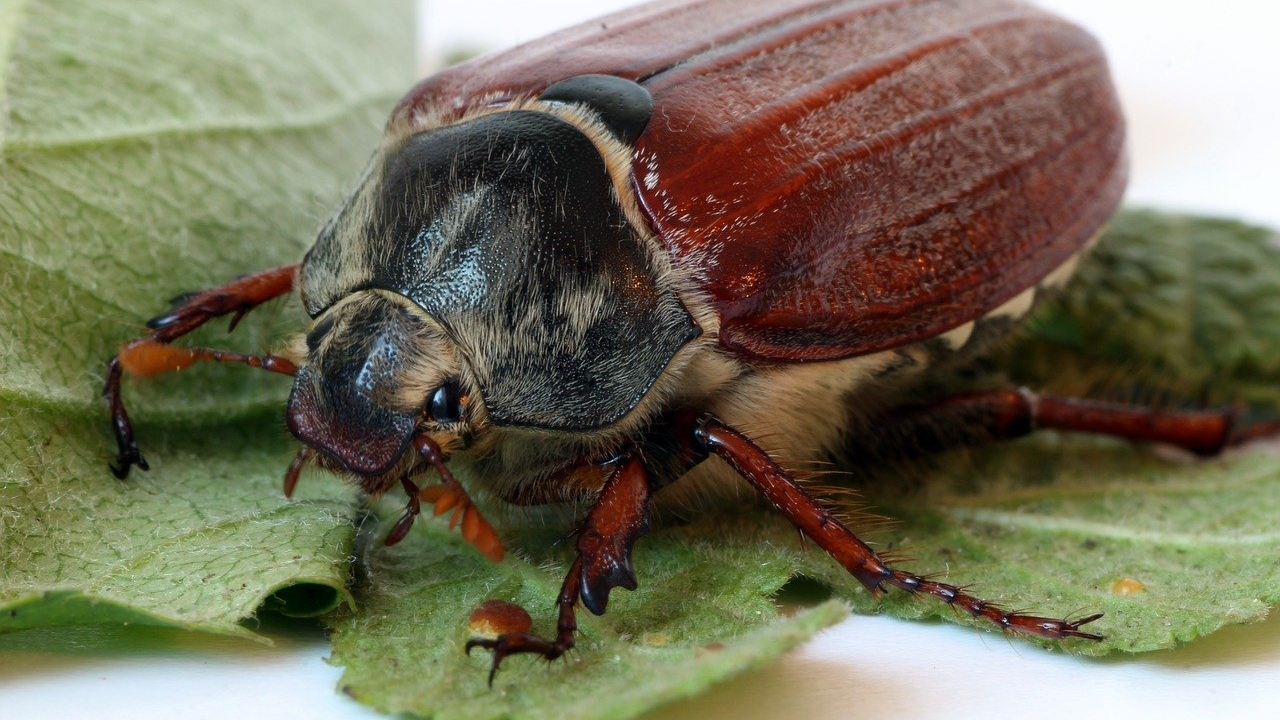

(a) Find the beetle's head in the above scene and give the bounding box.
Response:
[286,289,472,477]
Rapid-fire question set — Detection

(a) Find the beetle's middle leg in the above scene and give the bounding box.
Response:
[104,264,297,477]
[692,414,1105,641]
[467,451,651,685]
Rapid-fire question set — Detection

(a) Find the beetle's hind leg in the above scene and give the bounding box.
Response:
[848,386,1279,464]
[694,415,1105,641]
[104,264,297,478]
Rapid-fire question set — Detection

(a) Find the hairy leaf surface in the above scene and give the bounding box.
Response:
[0,0,414,638]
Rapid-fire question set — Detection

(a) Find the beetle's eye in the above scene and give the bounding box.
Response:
[429,382,463,423]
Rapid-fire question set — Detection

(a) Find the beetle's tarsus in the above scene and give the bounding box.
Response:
[466,633,572,687]
[282,447,314,499]
[883,568,1105,641]
[465,565,579,687]
[383,510,417,546]
[108,448,149,480]
[1054,612,1106,640]
[107,412,148,478]
[103,356,148,479]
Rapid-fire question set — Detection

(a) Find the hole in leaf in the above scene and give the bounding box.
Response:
[263,583,343,618]
[771,574,834,616]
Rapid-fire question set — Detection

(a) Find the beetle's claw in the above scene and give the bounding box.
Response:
[145,310,181,331]
[465,633,568,687]
[464,637,504,687]
[227,306,251,332]
[1060,612,1106,641]
[1008,611,1105,641]
[109,446,149,479]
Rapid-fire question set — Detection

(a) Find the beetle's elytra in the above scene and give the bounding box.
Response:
[104,0,1270,681]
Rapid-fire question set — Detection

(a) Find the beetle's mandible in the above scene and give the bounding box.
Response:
[103,0,1276,682]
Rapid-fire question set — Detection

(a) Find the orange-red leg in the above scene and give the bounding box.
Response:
[104,264,297,478]
[463,409,1110,686]
[144,264,298,341]
[375,434,506,562]
[694,415,1104,641]
[466,452,651,684]
[851,387,1280,463]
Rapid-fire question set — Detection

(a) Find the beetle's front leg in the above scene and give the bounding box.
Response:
[104,264,297,477]
[466,451,651,684]
[142,263,298,341]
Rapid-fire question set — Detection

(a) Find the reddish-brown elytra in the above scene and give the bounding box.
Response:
[103,0,1274,684]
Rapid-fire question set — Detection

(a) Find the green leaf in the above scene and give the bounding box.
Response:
[327,211,1280,718]
[327,511,849,720]
[807,211,1280,654]
[0,0,415,637]
[2,1,1277,712]
[999,209,1280,407]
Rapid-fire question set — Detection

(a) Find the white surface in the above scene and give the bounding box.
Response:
[4,1,1280,718]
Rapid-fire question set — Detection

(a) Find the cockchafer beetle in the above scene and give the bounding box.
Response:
[102,0,1279,682]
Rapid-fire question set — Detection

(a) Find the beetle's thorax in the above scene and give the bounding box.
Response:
[292,100,711,480]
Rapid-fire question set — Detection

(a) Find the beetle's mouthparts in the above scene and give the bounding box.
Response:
[285,365,417,476]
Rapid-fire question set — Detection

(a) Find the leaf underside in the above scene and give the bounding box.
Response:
[1,1,1278,716]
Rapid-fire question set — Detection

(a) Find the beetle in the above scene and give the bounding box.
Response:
[103,0,1274,682]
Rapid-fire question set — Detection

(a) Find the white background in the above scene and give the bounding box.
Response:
[3,1,1280,718]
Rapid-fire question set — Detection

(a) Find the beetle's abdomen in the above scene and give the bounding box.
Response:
[632,0,1125,361]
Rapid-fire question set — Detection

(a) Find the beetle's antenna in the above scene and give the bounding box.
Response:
[410,433,505,561]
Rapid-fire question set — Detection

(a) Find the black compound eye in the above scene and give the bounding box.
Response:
[429,381,463,424]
